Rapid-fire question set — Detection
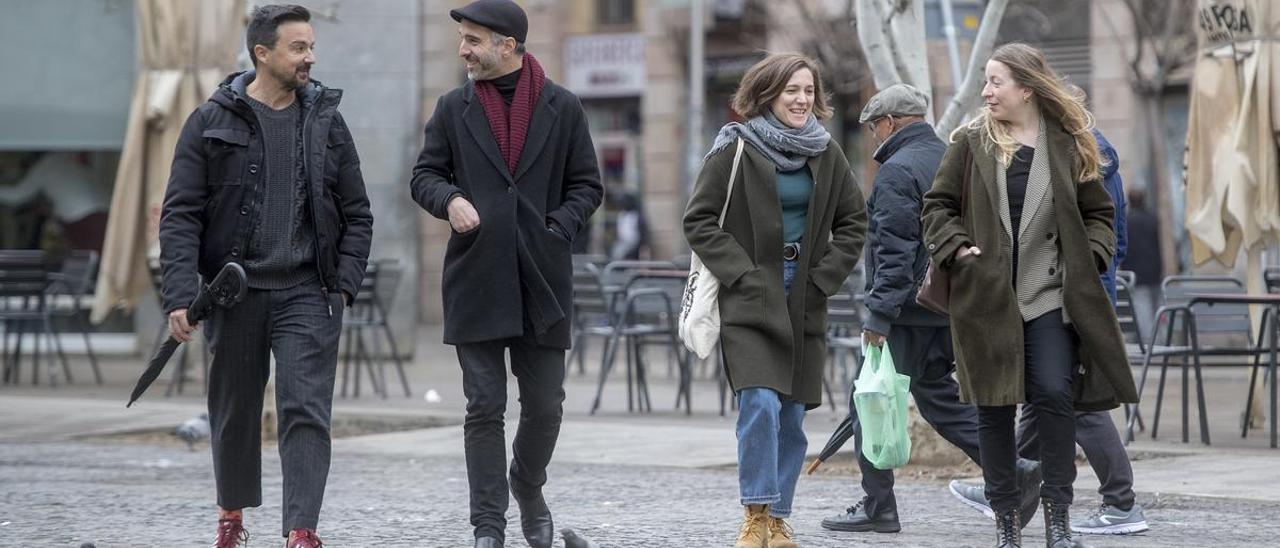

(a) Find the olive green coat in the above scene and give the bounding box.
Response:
[921,120,1139,410]
[683,139,867,408]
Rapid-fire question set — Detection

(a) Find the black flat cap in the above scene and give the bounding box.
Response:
[450,0,528,43]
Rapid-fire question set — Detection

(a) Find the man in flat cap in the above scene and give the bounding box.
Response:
[409,1,602,547]
[819,84,1041,535]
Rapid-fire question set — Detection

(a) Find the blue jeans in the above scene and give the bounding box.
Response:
[782,258,798,296]
[737,387,808,517]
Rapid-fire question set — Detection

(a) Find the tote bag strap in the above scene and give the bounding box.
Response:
[717,138,746,228]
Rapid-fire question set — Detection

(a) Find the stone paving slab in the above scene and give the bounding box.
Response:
[2,440,1276,547]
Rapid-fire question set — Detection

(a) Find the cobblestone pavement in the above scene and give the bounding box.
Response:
[3,440,1278,547]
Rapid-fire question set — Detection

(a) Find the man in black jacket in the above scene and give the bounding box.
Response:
[159,5,372,547]
[821,84,1038,534]
[408,1,603,547]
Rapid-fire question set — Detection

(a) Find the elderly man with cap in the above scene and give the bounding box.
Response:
[408,1,602,547]
[820,84,1041,535]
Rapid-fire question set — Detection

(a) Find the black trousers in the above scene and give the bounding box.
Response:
[853,324,982,516]
[979,310,1078,512]
[456,338,566,541]
[1018,407,1136,509]
[204,282,343,536]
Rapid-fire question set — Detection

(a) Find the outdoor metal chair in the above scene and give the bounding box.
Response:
[1126,275,1270,445]
[1,250,66,386]
[588,269,691,415]
[46,250,102,385]
[340,259,409,399]
[567,260,611,375]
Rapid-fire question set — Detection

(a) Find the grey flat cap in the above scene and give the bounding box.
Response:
[859,83,930,123]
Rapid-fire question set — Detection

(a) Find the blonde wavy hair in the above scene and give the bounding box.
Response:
[952,43,1103,182]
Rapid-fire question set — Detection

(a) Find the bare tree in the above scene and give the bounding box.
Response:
[1113,0,1198,279]
[935,0,1011,137]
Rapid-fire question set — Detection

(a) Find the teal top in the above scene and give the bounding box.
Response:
[776,166,813,244]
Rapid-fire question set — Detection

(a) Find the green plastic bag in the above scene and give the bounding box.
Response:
[854,342,912,470]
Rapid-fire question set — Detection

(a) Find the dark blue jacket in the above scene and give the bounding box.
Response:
[863,121,948,334]
[1095,129,1127,305]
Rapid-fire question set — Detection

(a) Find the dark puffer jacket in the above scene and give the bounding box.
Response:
[160,71,373,313]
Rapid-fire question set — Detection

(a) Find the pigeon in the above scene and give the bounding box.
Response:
[174,413,211,450]
[562,528,600,548]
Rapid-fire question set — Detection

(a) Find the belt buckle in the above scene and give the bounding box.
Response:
[783,243,800,261]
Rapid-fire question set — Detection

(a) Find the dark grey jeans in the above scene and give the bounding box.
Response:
[456,338,566,542]
[204,281,343,537]
[1018,407,1137,509]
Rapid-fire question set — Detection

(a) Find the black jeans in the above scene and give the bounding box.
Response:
[456,338,566,542]
[204,282,343,536]
[979,310,1078,512]
[1018,407,1136,509]
[853,325,982,517]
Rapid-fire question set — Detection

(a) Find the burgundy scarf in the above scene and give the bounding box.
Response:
[474,53,546,176]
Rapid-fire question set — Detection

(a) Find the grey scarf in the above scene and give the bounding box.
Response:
[705,112,830,171]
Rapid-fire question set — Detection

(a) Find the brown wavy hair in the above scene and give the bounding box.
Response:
[731,53,833,120]
[956,42,1103,182]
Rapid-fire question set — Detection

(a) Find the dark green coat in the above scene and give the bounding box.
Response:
[683,139,867,408]
[921,120,1139,410]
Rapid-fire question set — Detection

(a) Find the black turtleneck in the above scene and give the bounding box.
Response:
[491,68,521,107]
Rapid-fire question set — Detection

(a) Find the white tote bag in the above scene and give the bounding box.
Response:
[679,138,746,360]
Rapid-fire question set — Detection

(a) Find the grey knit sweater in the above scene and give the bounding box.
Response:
[244,96,317,289]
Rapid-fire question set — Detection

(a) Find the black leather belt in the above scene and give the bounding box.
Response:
[783,242,801,261]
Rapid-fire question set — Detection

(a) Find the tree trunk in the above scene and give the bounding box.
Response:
[1140,92,1180,279]
[936,0,1010,137]
[856,0,903,89]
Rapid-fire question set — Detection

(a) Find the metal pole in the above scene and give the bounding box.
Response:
[939,0,964,90]
[685,0,705,206]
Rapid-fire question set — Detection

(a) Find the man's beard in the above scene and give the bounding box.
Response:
[465,51,500,80]
[269,63,310,90]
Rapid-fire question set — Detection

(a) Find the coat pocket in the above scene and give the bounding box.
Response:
[202,128,249,185]
[719,267,764,327]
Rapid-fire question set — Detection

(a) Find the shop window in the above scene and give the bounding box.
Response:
[597,0,635,26]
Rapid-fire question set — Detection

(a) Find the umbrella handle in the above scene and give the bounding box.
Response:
[804,458,823,475]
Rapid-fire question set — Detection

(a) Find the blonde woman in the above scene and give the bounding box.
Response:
[684,53,866,548]
[921,43,1137,548]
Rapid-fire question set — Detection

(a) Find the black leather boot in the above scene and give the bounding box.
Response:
[1043,500,1091,548]
[510,474,553,548]
[995,508,1021,548]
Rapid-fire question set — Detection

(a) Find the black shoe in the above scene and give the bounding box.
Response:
[995,508,1022,548]
[1016,458,1043,529]
[474,537,503,548]
[1043,500,1092,548]
[820,497,901,533]
[510,474,554,548]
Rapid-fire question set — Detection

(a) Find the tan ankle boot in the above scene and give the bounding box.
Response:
[734,505,769,548]
[767,516,797,548]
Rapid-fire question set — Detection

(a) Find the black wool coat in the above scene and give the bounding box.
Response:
[410,78,603,349]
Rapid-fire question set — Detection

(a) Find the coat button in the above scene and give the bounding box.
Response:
[231,246,240,257]
[1049,267,1056,275]
[240,206,249,215]
[507,187,514,195]
[928,243,936,250]
[1046,232,1054,240]
[248,164,259,174]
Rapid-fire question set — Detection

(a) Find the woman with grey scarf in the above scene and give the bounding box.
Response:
[684,53,866,548]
